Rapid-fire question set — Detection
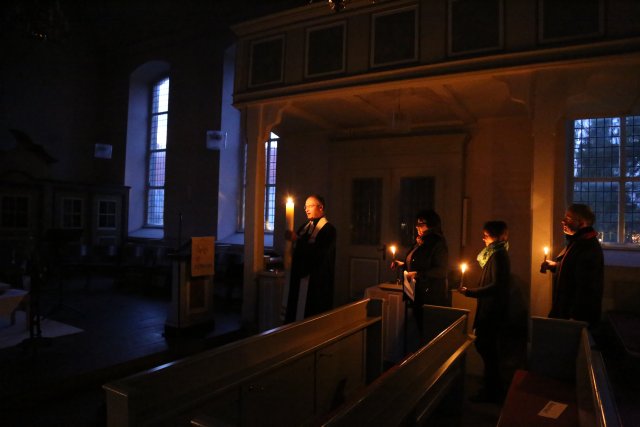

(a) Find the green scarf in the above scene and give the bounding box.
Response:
[476,240,509,268]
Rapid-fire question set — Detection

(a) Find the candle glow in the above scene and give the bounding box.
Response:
[460,262,468,287]
[286,197,294,232]
[390,245,397,259]
[543,246,549,261]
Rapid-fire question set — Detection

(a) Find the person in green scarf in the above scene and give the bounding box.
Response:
[458,220,511,403]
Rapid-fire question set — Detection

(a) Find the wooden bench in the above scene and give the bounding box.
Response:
[103,298,384,427]
[319,305,474,426]
[498,316,621,427]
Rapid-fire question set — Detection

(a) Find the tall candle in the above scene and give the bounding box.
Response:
[460,262,468,287]
[285,197,294,270]
[286,197,294,232]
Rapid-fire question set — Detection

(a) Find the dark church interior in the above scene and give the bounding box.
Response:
[2,0,640,426]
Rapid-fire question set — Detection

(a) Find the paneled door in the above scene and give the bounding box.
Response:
[329,134,466,306]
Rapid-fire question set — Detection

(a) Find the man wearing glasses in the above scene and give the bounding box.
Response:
[541,203,604,328]
[284,195,337,323]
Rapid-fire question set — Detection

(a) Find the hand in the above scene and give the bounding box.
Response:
[390,260,404,269]
[405,271,417,280]
[540,260,556,273]
[457,286,468,294]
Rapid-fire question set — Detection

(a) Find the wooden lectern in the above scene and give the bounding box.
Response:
[165,237,215,335]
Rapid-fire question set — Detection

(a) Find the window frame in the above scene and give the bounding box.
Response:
[568,116,640,248]
[145,76,169,228]
[240,132,279,234]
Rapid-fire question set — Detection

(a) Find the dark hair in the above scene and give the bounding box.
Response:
[483,220,508,239]
[308,194,325,209]
[568,203,595,226]
[416,209,442,229]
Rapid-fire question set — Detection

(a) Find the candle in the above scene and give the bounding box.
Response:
[285,197,294,270]
[460,262,468,287]
[286,197,294,232]
[543,246,549,262]
[390,245,397,261]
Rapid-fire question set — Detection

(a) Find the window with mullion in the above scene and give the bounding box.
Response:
[264,134,278,232]
[146,77,169,227]
[570,116,640,245]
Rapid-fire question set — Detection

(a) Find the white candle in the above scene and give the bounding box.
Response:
[285,197,294,271]
[460,262,468,287]
[286,197,294,232]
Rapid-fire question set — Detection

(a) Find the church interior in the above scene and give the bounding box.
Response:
[2,0,640,425]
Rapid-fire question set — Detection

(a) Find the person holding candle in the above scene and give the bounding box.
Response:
[391,209,449,339]
[458,220,511,403]
[284,194,337,324]
[540,203,604,328]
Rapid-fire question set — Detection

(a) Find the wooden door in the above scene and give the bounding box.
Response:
[329,134,466,306]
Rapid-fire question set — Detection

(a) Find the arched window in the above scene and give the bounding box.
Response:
[125,61,170,239]
[146,77,169,227]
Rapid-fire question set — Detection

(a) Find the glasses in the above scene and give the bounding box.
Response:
[304,204,319,209]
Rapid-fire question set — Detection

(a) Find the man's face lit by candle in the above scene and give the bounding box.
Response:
[304,197,324,220]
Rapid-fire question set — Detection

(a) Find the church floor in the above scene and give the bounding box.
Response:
[0,276,513,426]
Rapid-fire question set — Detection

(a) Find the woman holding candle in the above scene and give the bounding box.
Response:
[458,220,511,403]
[391,209,449,339]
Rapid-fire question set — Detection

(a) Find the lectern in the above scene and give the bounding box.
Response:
[165,237,215,335]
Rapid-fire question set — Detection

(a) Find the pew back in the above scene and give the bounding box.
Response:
[322,306,473,426]
[104,299,383,427]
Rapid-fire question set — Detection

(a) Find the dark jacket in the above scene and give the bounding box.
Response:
[407,230,449,307]
[465,247,510,329]
[285,218,336,322]
[549,227,604,327]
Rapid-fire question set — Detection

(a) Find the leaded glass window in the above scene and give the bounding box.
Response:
[571,116,640,245]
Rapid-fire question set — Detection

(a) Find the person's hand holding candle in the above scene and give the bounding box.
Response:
[540,246,555,273]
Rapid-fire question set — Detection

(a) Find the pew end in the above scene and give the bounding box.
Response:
[498,316,622,427]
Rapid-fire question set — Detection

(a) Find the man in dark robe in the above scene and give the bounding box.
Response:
[284,195,336,323]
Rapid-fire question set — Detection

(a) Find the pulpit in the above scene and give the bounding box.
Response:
[165,237,215,335]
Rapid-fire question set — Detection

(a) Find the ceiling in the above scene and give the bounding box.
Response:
[272,70,535,137]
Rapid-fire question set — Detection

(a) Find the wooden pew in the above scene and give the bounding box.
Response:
[103,299,383,427]
[498,316,622,427]
[320,305,474,426]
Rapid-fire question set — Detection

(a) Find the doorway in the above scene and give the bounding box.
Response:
[329,134,467,306]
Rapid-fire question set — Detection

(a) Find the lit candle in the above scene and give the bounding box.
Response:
[286,197,294,232]
[540,246,550,274]
[390,245,397,261]
[285,197,294,270]
[460,262,468,287]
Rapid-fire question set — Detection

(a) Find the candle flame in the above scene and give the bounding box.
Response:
[390,245,396,256]
[286,196,294,205]
[543,246,549,255]
[460,262,468,274]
